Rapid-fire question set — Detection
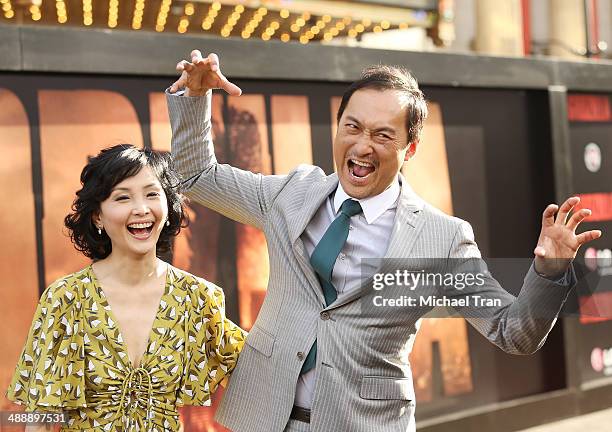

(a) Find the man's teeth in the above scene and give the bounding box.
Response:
[128,222,154,229]
[351,159,374,168]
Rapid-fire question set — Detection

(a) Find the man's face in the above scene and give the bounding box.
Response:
[333,88,416,199]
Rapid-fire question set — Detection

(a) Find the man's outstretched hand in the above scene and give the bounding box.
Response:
[169,50,242,97]
[534,196,602,278]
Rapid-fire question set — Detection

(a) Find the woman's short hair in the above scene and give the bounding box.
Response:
[64,144,187,260]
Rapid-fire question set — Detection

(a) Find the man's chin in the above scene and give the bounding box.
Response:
[340,178,372,199]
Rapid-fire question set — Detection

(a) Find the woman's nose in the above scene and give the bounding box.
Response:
[132,201,151,215]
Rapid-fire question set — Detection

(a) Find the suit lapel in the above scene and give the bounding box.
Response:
[326,176,427,311]
[290,174,339,305]
[383,178,426,258]
[288,174,338,244]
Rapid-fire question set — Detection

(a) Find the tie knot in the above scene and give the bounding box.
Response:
[340,199,362,217]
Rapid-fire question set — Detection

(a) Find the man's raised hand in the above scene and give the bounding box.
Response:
[534,196,602,278]
[169,50,242,97]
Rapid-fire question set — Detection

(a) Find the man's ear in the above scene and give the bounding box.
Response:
[404,141,418,161]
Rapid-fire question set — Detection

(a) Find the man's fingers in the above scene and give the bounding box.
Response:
[555,196,580,225]
[566,208,592,231]
[576,230,602,246]
[208,53,220,72]
[169,79,182,94]
[542,204,558,227]
[219,73,242,96]
[176,51,239,95]
[191,49,203,62]
[169,71,188,93]
[176,60,194,72]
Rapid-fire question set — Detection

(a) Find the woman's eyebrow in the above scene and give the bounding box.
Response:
[112,183,159,192]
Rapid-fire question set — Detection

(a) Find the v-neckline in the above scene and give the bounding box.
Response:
[88,264,172,370]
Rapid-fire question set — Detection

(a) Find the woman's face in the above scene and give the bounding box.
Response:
[94,166,169,259]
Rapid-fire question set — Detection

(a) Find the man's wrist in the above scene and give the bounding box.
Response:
[185,88,209,97]
[534,264,569,283]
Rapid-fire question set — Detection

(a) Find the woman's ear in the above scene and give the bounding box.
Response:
[92,212,101,229]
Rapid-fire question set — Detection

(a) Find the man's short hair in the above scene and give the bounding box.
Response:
[337,65,428,146]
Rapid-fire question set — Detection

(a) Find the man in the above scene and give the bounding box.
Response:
[166,50,600,432]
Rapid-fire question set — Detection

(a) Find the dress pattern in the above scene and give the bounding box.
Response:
[6,264,246,431]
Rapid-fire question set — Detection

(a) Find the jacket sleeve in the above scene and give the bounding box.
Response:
[443,221,575,354]
[167,90,291,231]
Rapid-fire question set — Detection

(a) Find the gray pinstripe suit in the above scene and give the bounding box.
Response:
[167,92,573,432]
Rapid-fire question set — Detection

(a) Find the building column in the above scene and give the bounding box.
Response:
[549,0,587,58]
[474,0,524,56]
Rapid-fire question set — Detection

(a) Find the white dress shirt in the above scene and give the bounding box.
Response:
[294,178,401,409]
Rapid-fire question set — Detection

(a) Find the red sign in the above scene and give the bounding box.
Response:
[580,292,612,324]
[575,192,612,222]
[568,95,611,122]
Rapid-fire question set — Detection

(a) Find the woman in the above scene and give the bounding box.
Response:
[7,144,245,431]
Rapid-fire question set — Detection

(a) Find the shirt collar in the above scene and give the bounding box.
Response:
[333,177,400,224]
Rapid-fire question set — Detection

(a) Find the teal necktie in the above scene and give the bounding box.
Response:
[300,199,363,374]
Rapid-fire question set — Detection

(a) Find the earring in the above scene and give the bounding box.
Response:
[166,219,170,227]
[97,226,103,235]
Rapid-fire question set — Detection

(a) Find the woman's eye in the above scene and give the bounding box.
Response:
[115,196,129,201]
[147,192,160,198]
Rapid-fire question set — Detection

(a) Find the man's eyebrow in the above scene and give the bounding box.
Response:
[345,115,396,134]
[345,115,362,125]
[373,127,396,135]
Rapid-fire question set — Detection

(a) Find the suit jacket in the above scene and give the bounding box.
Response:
[167,92,573,432]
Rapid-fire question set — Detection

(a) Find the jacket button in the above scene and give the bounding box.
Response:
[297,352,305,361]
[320,311,330,320]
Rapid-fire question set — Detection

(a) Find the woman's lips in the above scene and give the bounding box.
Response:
[126,223,154,240]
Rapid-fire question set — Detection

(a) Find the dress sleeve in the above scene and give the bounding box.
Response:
[6,276,87,410]
[178,280,246,406]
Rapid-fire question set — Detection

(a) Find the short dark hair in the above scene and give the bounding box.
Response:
[64,144,187,260]
[337,65,428,146]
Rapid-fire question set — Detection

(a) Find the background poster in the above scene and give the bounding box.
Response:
[0,74,569,428]
[567,93,612,386]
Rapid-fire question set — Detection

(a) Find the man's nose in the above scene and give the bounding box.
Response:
[352,133,374,155]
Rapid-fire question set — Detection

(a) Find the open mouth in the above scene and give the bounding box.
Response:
[348,159,375,179]
[126,222,154,239]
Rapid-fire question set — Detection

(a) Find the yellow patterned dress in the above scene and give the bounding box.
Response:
[6,264,246,431]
